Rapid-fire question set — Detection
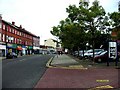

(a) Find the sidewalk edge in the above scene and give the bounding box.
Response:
[46,56,88,70]
[46,57,54,68]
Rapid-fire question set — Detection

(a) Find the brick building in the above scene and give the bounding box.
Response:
[0,15,40,56]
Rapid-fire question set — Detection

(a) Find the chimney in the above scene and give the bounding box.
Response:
[20,25,22,29]
[12,21,15,25]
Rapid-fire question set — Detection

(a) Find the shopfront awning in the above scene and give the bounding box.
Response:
[17,46,22,50]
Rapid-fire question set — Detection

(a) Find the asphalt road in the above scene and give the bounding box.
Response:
[2,54,54,88]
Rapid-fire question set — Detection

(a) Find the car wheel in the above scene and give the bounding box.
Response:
[97,58,102,63]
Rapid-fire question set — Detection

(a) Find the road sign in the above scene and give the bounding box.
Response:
[108,42,117,59]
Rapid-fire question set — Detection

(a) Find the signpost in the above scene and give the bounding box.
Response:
[108,41,118,66]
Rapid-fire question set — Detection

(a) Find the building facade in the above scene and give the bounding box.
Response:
[44,38,57,48]
[33,36,40,54]
[44,38,62,53]
[0,15,40,56]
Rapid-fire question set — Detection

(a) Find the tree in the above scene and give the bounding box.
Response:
[50,0,109,63]
[109,12,120,40]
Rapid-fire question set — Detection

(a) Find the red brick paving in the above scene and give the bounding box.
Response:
[35,68,119,88]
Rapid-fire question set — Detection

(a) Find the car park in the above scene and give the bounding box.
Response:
[6,52,18,59]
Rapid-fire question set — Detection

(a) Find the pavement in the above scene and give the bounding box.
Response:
[47,54,120,69]
[35,54,120,89]
[0,57,6,60]
[49,54,87,69]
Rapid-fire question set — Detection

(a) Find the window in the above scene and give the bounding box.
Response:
[3,24,5,30]
[17,39,19,44]
[12,29,14,33]
[11,37,14,43]
[9,28,11,32]
[26,41,27,45]
[7,27,8,31]
[20,39,21,44]
[15,30,17,35]
[2,34,5,41]
[0,33,1,41]
[15,38,16,43]
[0,22,1,29]
[17,31,19,35]
[6,36,8,42]
[19,32,21,36]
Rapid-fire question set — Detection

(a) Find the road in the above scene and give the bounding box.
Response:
[2,54,54,88]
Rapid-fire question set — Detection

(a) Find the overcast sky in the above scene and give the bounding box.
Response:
[0,0,119,45]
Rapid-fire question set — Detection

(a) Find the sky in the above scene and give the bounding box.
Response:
[0,0,119,45]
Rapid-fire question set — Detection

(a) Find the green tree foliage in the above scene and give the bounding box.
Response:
[109,12,120,40]
[109,12,120,27]
[50,0,111,60]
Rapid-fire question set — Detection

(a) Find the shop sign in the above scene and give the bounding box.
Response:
[28,46,33,49]
[33,47,40,50]
[7,43,13,47]
[22,45,26,48]
[0,45,6,49]
[17,46,22,50]
[7,44,17,48]
[12,44,17,48]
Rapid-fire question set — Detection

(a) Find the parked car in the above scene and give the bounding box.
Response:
[83,49,104,59]
[6,52,18,59]
[79,50,88,58]
[94,51,108,63]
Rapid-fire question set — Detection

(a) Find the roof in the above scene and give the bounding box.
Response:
[2,20,39,38]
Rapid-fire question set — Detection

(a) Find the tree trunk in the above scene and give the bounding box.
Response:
[77,47,80,57]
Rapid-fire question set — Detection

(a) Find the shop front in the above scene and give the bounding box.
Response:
[26,46,33,55]
[6,43,17,54]
[33,46,40,54]
[16,45,22,56]
[0,43,6,57]
[22,45,26,55]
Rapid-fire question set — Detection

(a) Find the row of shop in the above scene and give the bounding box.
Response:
[0,43,40,57]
